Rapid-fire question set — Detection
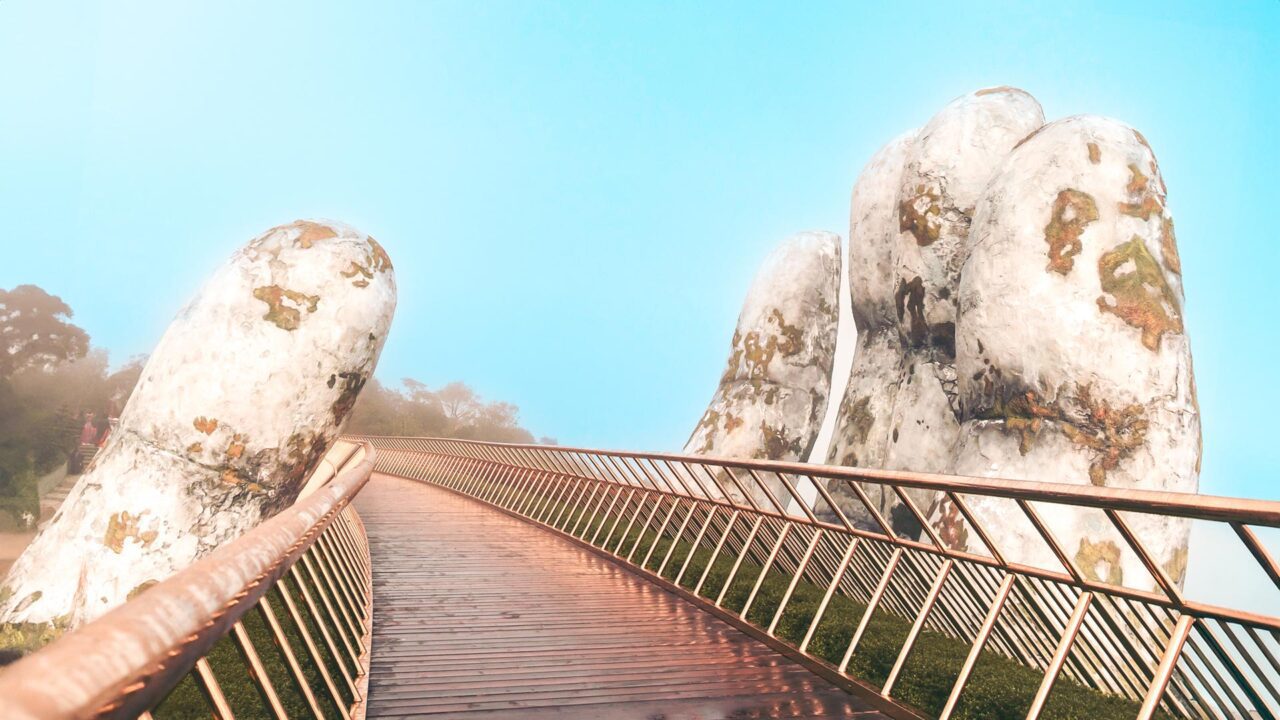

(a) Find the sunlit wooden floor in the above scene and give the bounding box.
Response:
[355,473,888,719]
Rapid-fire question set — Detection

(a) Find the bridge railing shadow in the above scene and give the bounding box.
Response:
[0,441,376,720]
[355,434,1280,720]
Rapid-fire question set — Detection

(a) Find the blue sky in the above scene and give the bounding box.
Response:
[1,2,1276,499]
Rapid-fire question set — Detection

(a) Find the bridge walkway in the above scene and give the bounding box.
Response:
[354,472,887,719]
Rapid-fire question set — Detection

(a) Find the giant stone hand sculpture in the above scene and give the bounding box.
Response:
[828,88,1045,534]
[0,220,395,641]
[826,90,1198,592]
[944,116,1198,589]
[686,231,839,506]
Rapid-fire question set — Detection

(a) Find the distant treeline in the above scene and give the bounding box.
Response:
[345,378,554,446]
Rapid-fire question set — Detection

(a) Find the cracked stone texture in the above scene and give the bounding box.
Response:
[0,220,396,628]
[943,116,1198,591]
[686,231,839,507]
[828,88,1044,534]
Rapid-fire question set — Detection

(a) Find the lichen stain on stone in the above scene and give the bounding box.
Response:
[1096,236,1183,352]
[1060,385,1149,486]
[724,413,744,432]
[1087,142,1101,164]
[281,431,330,495]
[1013,125,1049,151]
[103,511,158,553]
[935,498,969,550]
[1076,538,1124,585]
[193,416,218,434]
[846,397,874,446]
[1161,546,1189,587]
[757,422,802,461]
[226,434,246,459]
[721,309,805,389]
[770,309,803,358]
[976,383,1147,486]
[127,580,158,601]
[331,370,367,426]
[899,183,943,246]
[1117,163,1164,221]
[1044,189,1099,274]
[894,276,928,346]
[690,410,721,453]
[252,285,320,331]
[998,390,1059,454]
[1125,163,1149,195]
[281,220,338,249]
[975,85,1020,96]
[341,261,374,282]
[1160,216,1182,275]
[12,591,41,614]
[367,237,394,272]
[186,442,203,453]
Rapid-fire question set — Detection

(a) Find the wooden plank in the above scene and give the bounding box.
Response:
[355,473,887,719]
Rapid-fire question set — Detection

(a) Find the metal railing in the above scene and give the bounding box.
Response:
[0,440,376,720]
[356,435,1280,720]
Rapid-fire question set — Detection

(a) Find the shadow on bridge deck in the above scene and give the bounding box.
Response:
[355,473,888,719]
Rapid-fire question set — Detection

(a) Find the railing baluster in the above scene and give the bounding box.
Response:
[279,578,351,719]
[840,548,902,673]
[800,535,859,654]
[767,527,824,636]
[231,619,290,719]
[258,597,325,719]
[192,657,236,720]
[1026,591,1094,720]
[938,573,1016,720]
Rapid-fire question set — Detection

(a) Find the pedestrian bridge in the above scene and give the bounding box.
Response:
[1,437,1278,719]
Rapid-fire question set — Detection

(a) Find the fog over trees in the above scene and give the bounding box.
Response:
[345,377,555,446]
[0,283,548,530]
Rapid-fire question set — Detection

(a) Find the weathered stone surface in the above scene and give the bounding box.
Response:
[0,220,396,629]
[687,231,839,505]
[828,88,1044,534]
[944,116,1198,589]
[826,132,915,529]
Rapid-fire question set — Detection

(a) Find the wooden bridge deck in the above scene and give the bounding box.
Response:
[354,473,888,719]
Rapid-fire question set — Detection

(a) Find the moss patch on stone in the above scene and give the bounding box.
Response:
[1096,236,1183,352]
[1076,538,1123,585]
[899,183,943,246]
[1043,189,1099,275]
[103,510,158,553]
[252,285,320,331]
[972,382,1148,487]
[1160,216,1182,275]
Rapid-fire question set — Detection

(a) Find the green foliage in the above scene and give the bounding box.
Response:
[153,574,361,719]
[0,284,146,526]
[0,285,90,379]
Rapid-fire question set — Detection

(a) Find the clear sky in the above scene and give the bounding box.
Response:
[1,2,1276,500]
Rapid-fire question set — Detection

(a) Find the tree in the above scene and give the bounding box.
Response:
[437,381,480,431]
[0,285,89,378]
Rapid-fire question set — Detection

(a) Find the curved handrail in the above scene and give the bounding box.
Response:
[0,441,376,719]
[357,434,1280,720]
[356,434,1280,526]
